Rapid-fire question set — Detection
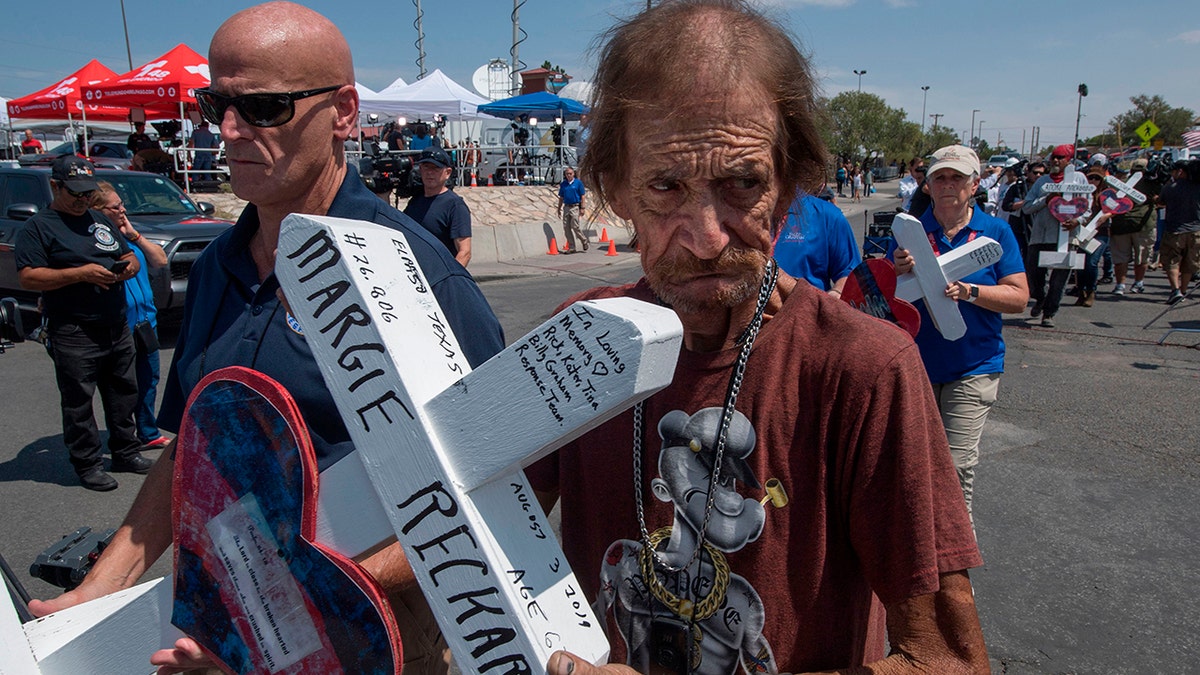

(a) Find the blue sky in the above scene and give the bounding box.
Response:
[2,0,1197,150]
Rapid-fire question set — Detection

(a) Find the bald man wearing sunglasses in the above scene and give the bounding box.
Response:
[27,4,503,673]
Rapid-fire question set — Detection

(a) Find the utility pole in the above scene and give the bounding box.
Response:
[920,86,930,134]
[930,113,943,131]
[970,109,980,148]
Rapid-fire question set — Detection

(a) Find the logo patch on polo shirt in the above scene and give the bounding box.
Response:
[90,224,120,252]
[286,312,304,335]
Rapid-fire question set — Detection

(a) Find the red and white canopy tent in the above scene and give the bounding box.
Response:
[6,59,131,125]
[80,43,210,120]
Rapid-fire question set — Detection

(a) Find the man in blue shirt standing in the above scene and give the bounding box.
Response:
[557,166,588,253]
[890,145,1029,522]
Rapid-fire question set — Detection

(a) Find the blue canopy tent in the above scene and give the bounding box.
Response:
[477,91,588,121]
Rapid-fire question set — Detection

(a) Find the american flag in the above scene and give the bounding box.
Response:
[1184,129,1200,149]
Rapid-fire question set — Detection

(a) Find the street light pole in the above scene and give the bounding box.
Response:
[1074,83,1088,147]
[970,109,980,148]
[920,86,930,134]
[978,121,985,149]
[119,0,134,71]
[853,69,866,92]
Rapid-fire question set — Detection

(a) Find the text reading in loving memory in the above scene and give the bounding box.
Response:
[513,305,626,424]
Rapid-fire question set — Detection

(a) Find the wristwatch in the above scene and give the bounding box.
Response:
[965,284,979,302]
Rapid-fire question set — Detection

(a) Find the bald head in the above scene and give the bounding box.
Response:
[210,1,353,89]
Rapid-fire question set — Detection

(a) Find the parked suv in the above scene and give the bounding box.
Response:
[0,166,233,319]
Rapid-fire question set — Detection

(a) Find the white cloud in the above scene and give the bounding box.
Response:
[1171,30,1200,43]
[883,0,916,7]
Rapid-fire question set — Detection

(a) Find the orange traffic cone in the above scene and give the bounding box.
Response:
[599,227,610,243]
[547,238,559,255]
[605,239,618,257]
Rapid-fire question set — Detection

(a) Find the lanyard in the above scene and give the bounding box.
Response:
[927,229,975,257]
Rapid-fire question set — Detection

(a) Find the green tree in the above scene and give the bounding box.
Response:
[821,91,918,163]
[1108,95,1196,146]
[921,126,961,157]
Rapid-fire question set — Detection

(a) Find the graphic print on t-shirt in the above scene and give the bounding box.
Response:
[90,222,121,252]
[594,407,778,674]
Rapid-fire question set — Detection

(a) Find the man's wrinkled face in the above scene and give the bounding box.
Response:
[609,84,783,314]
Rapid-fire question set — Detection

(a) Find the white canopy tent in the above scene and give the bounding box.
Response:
[371,75,408,99]
[359,69,493,121]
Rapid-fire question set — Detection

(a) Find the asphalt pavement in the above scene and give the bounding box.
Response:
[2,183,1199,673]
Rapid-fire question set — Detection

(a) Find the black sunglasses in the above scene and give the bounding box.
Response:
[1050,154,1067,160]
[57,182,95,198]
[194,85,343,128]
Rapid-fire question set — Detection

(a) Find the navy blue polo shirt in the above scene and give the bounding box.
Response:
[158,167,505,470]
[886,205,1024,384]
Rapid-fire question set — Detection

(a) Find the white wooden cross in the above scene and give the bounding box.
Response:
[1075,172,1148,254]
[890,213,1003,341]
[2,215,685,674]
[1037,165,1092,269]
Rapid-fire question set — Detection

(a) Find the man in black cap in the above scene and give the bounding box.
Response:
[14,156,153,491]
[404,145,473,267]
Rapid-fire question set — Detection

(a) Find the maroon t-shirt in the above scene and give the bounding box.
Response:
[527,279,981,673]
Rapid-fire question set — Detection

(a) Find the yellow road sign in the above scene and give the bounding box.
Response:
[1136,120,1160,142]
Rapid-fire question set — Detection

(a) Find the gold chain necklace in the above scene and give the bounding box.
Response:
[638,527,731,622]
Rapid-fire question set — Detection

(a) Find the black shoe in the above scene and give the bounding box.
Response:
[111,453,153,474]
[1040,316,1056,328]
[583,240,589,251]
[79,469,118,492]
[1030,302,1043,318]
[1099,275,1114,285]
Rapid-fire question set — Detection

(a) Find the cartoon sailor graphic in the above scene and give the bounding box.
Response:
[595,407,781,674]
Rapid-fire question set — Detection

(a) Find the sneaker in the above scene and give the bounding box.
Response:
[1168,289,1184,305]
[1040,316,1055,328]
[582,240,589,251]
[1030,302,1043,318]
[1112,283,1126,296]
[111,453,153,474]
[1099,275,1114,285]
[141,437,171,450]
[1131,281,1145,294]
[79,469,118,492]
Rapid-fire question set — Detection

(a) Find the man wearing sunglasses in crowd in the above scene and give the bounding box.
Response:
[1001,160,1046,267]
[27,3,504,673]
[14,155,151,492]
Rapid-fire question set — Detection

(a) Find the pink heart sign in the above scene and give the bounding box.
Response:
[1049,195,1089,223]
[1098,188,1134,215]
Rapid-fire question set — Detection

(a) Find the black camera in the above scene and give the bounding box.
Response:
[510,122,530,146]
[358,151,420,199]
[0,297,25,354]
[30,527,115,590]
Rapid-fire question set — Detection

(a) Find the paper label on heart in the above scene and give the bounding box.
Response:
[1049,195,1089,222]
[1099,188,1133,215]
